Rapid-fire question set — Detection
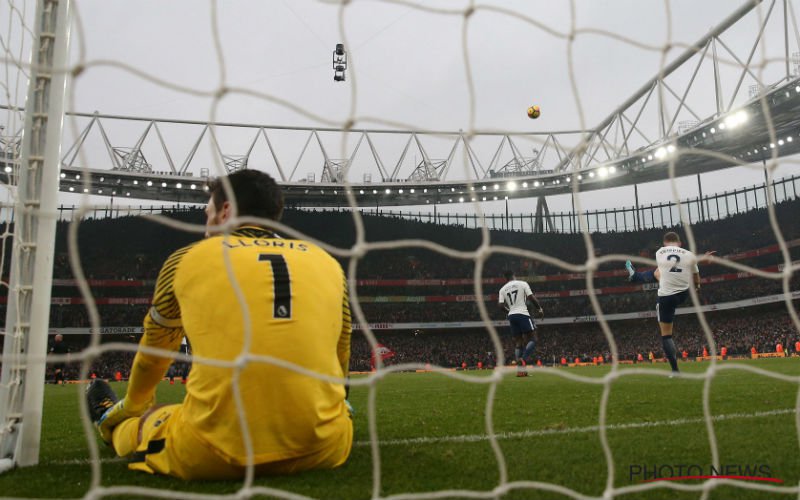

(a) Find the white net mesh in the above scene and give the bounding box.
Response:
[1,0,800,499]
[0,0,30,305]
[0,0,33,473]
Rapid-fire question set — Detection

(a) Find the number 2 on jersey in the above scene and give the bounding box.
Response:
[259,254,292,319]
[667,254,682,273]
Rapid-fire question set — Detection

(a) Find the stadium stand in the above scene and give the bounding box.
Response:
[1,196,798,378]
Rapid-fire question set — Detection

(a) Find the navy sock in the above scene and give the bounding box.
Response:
[661,335,679,372]
[630,269,656,283]
[514,348,522,364]
[522,340,536,361]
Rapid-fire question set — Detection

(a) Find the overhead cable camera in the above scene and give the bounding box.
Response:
[333,43,347,82]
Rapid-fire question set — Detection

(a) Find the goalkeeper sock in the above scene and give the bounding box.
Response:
[630,269,656,283]
[522,340,536,362]
[661,335,679,372]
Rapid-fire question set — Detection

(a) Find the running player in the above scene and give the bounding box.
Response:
[625,232,700,377]
[86,169,353,479]
[499,270,543,373]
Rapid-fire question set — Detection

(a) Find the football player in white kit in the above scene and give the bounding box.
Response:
[499,271,543,372]
[625,232,701,376]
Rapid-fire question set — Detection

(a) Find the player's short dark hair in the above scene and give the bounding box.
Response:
[503,270,515,280]
[663,231,681,243]
[207,170,284,221]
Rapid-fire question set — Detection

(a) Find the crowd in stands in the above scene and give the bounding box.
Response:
[44,305,799,378]
[23,196,800,282]
[41,341,190,382]
[0,197,795,380]
[26,261,799,329]
[348,307,800,371]
[357,276,797,323]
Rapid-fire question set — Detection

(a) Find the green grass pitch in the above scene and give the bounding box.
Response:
[1,358,799,500]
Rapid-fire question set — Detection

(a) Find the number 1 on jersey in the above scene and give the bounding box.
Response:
[259,254,292,319]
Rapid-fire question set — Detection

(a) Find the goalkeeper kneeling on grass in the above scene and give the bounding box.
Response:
[86,170,353,479]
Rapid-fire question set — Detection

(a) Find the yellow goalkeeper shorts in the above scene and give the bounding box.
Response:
[111,404,353,479]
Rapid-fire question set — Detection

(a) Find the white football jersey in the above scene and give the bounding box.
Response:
[499,280,533,316]
[655,245,699,296]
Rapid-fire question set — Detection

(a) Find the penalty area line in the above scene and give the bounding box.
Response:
[354,408,796,448]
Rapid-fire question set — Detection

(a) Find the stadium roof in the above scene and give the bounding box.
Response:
[42,77,800,207]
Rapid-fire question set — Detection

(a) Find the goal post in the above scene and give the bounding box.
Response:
[0,0,72,469]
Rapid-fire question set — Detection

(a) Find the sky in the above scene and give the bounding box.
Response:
[2,0,799,216]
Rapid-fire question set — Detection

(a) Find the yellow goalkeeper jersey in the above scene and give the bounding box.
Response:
[126,226,352,466]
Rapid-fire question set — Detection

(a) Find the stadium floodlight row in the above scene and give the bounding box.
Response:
[0,73,788,207]
[1,75,791,208]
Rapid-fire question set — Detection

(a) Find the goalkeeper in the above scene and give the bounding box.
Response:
[86,170,353,479]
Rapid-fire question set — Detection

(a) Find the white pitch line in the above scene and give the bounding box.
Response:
[40,408,796,466]
[353,408,797,447]
[46,456,126,466]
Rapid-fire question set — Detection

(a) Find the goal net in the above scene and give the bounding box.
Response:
[1,0,799,499]
[0,0,70,471]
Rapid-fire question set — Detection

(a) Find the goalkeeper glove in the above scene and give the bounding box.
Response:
[96,397,153,444]
[344,399,355,416]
